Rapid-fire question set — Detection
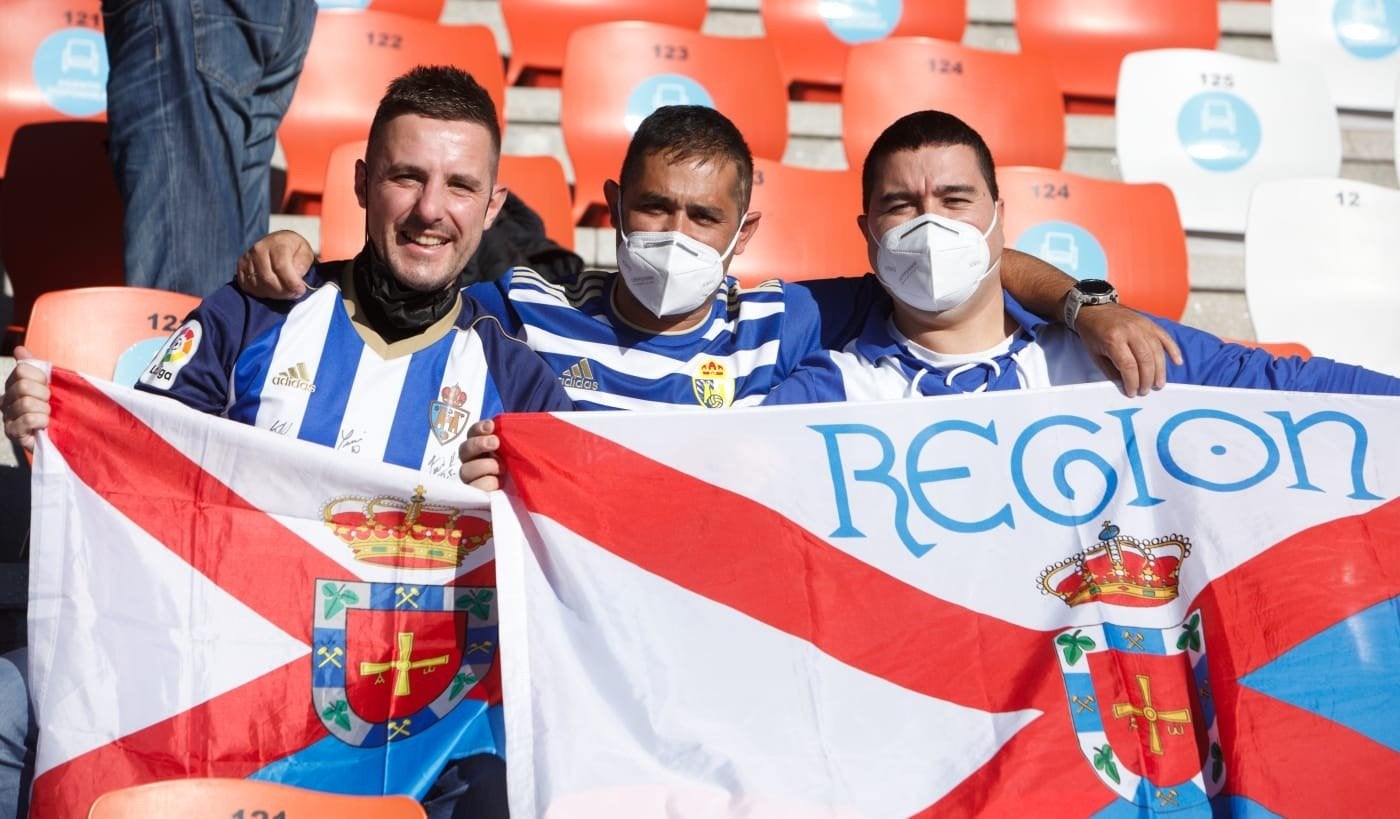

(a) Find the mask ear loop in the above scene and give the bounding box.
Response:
[613,189,632,244]
[718,213,746,262]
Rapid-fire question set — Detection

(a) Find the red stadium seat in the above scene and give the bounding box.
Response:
[998,167,1189,320]
[0,0,107,176]
[728,159,868,287]
[320,142,576,261]
[313,0,445,19]
[1227,340,1312,359]
[278,10,504,213]
[0,122,123,334]
[89,778,425,819]
[560,22,789,225]
[1015,0,1218,112]
[318,139,371,262]
[24,287,200,384]
[499,154,576,251]
[842,38,1065,171]
[761,0,966,100]
[500,0,707,87]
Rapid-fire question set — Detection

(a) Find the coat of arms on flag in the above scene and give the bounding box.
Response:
[488,383,1400,817]
[28,370,503,817]
[1043,522,1224,809]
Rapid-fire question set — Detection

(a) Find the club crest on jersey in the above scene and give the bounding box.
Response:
[691,358,734,409]
[1043,523,1224,810]
[311,580,498,747]
[430,385,471,445]
[139,320,201,391]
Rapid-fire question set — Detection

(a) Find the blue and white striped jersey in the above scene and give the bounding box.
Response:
[467,267,843,411]
[137,262,572,479]
[764,294,1400,404]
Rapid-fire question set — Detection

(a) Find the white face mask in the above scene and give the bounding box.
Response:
[615,199,743,318]
[871,206,1000,313]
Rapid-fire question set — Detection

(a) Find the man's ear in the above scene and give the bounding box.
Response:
[732,210,761,256]
[354,159,368,208]
[483,183,508,230]
[603,180,621,229]
[857,213,879,273]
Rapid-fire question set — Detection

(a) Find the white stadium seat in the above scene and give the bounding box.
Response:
[1272,0,1400,113]
[1117,49,1342,234]
[1244,177,1400,375]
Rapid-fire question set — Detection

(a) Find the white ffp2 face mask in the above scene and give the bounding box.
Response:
[615,200,743,318]
[871,206,1000,313]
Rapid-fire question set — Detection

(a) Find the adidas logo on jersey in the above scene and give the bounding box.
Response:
[558,358,599,391]
[270,362,317,393]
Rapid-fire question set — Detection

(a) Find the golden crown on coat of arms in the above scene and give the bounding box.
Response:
[322,485,489,568]
[1038,521,1191,608]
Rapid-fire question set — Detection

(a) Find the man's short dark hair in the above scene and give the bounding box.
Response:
[861,110,999,208]
[367,64,501,169]
[618,105,754,213]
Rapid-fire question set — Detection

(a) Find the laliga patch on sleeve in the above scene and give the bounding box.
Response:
[139,320,202,390]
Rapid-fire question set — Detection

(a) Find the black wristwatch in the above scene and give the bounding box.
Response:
[1063,279,1118,333]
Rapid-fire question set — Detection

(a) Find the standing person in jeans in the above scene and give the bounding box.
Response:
[103,0,317,296]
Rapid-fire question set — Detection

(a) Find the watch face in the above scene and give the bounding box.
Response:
[1076,279,1115,297]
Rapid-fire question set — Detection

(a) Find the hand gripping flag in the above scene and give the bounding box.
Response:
[28,367,501,816]
[490,383,1400,817]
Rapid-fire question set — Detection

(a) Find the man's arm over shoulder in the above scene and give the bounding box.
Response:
[134,276,316,413]
[1159,318,1400,395]
[763,350,850,406]
[469,308,575,413]
[463,267,529,338]
[791,275,887,351]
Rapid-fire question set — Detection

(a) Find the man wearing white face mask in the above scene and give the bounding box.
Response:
[240,105,1187,416]
[763,110,1400,404]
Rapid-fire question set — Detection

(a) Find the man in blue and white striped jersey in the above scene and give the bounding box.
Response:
[2,65,569,818]
[761,109,1400,405]
[243,105,1179,414]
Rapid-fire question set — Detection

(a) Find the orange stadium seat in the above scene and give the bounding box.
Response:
[728,159,868,287]
[320,142,576,260]
[278,10,504,213]
[499,153,576,250]
[0,121,123,335]
[88,778,425,819]
[997,167,1189,320]
[313,0,446,19]
[1015,0,1218,112]
[319,139,371,261]
[24,287,200,385]
[560,22,789,225]
[762,0,966,100]
[500,0,708,86]
[842,38,1065,171]
[0,0,107,176]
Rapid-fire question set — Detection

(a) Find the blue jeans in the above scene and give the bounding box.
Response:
[102,0,317,297]
[0,648,34,819]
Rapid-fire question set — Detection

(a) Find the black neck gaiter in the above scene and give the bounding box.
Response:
[351,244,457,343]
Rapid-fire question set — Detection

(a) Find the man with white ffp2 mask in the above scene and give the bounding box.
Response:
[614,195,744,318]
[762,109,1400,404]
[871,205,1001,315]
[238,105,1187,419]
